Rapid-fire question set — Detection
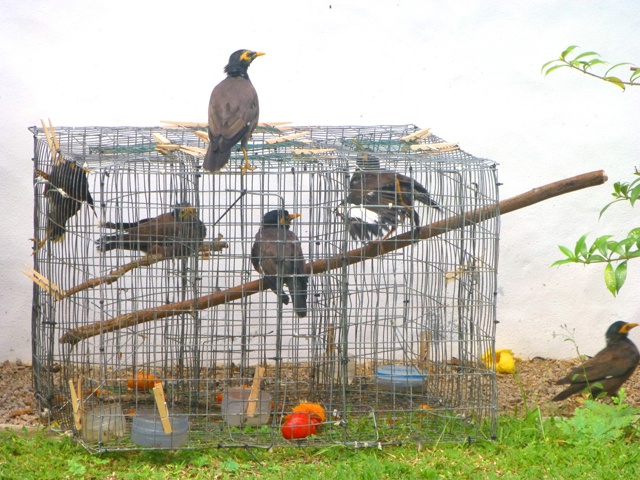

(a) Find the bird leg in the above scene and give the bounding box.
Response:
[395,177,411,208]
[381,226,397,240]
[30,237,48,255]
[394,176,418,226]
[239,146,257,174]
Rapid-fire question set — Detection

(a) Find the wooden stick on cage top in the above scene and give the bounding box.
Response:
[59,170,607,346]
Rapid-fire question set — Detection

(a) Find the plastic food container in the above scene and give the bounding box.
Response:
[375,365,427,392]
[221,388,272,426]
[318,355,356,386]
[131,409,189,448]
[83,403,126,443]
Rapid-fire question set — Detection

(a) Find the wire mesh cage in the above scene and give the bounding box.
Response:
[29,123,499,451]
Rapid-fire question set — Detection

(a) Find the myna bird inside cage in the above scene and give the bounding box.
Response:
[204,49,264,174]
[552,321,639,401]
[338,149,442,242]
[37,158,95,248]
[251,209,308,318]
[96,203,206,258]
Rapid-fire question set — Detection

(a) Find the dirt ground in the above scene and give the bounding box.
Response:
[1,358,639,427]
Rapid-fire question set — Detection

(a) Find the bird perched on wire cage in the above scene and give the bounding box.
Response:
[552,321,639,401]
[96,203,206,257]
[337,150,442,241]
[37,158,95,247]
[204,49,265,174]
[251,209,308,318]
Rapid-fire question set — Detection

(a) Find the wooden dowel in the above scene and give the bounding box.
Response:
[59,170,607,345]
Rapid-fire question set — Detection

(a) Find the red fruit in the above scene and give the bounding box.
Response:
[281,412,322,440]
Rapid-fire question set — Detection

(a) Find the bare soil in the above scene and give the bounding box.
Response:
[1,358,639,427]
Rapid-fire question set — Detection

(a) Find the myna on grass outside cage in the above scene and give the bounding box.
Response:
[203,49,264,174]
[338,149,442,241]
[552,321,639,401]
[251,209,308,318]
[37,158,95,248]
[96,203,206,258]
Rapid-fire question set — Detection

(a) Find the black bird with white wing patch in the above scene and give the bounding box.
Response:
[340,152,442,241]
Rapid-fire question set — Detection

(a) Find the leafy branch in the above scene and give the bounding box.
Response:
[600,168,640,217]
[542,45,640,90]
[553,169,640,296]
[552,231,640,296]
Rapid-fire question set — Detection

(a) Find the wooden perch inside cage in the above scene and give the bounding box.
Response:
[24,235,228,301]
[58,170,607,345]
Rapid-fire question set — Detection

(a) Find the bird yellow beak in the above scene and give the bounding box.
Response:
[180,206,197,219]
[287,213,302,221]
[240,51,265,62]
[621,322,639,333]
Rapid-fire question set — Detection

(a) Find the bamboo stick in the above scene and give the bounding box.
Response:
[292,148,336,155]
[152,383,172,434]
[59,170,607,345]
[265,131,310,145]
[245,366,265,417]
[410,142,459,152]
[400,128,432,142]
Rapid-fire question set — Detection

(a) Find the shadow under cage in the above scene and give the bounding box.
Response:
[29,124,499,451]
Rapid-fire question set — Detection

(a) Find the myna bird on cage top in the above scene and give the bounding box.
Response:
[252,209,308,318]
[203,49,264,174]
[552,321,639,401]
[36,159,95,248]
[337,149,442,241]
[96,203,206,258]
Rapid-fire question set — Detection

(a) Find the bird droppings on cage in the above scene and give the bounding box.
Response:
[29,123,499,451]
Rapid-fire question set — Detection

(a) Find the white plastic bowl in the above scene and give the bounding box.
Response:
[82,404,125,443]
[131,410,189,448]
[376,365,427,391]
[221,388,272,426]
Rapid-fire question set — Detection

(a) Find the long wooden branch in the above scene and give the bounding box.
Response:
[24,237,229,300]
[59,170,607,345]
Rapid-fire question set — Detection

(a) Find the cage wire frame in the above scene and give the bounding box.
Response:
[29,123,500,452]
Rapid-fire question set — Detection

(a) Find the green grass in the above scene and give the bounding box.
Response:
[2,405,640,479]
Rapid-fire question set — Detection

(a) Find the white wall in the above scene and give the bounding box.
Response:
[1,0,639,362]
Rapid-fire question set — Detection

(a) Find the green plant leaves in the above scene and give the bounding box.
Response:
[553,231,638,296]
[604,76,626,90]
[542,64,566,76]
[556,391,640,445]
[605,62,634,76]
[602,252,629,296]
[554,164,640,295]
[542,46,639,89]
[604,262,623,296]
[560,45,579,61]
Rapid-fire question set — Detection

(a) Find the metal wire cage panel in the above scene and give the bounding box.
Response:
[29,124,499,451]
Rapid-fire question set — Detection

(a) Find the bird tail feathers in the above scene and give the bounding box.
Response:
[203,146,231,173]
[291,276,308,318]
[96,236,146,252]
